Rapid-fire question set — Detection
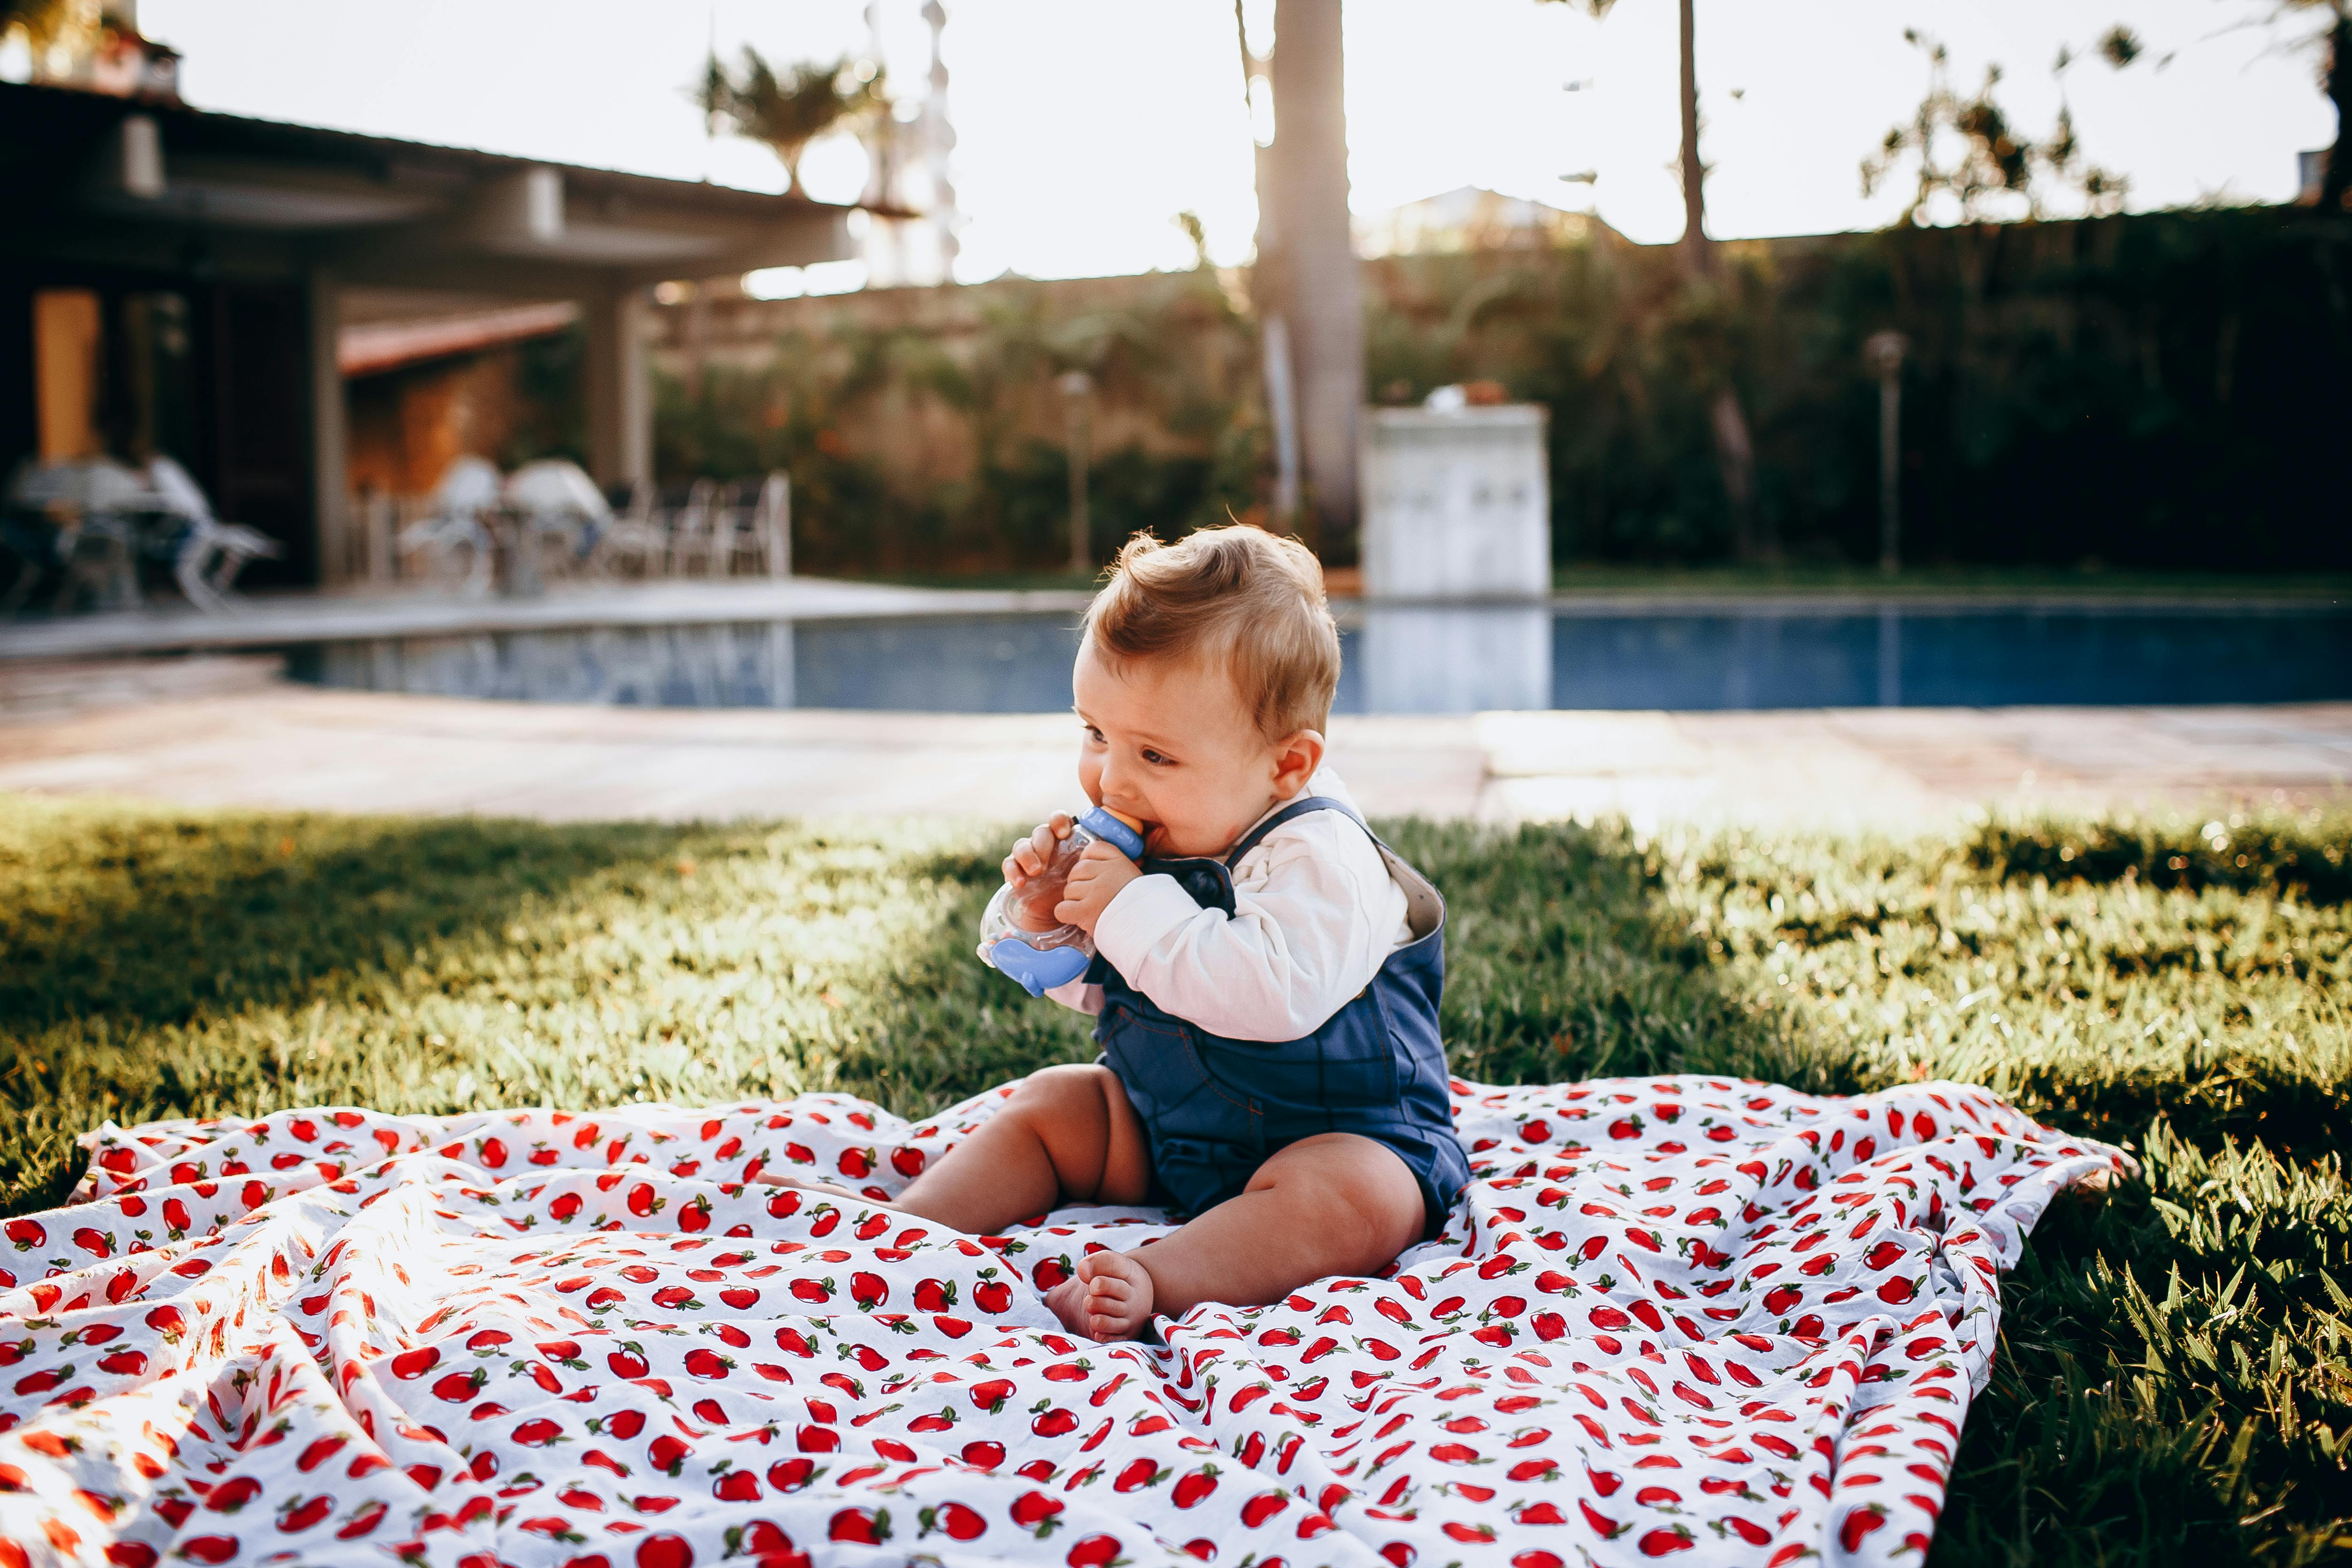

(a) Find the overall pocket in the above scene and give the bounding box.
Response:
[1209,993,1400,1115]
[1099,1002,1257,1140]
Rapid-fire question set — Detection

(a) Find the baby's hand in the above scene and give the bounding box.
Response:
[1056,838,1140,933]
[1003,813,1074,889]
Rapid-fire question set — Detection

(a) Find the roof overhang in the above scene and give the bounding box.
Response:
[0,80,858,291]
[338,298,583,377]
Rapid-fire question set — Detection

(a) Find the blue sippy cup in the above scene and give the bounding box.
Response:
[978,806,1148,996]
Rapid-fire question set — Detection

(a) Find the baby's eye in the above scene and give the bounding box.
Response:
[1142,750,1174,767]
[1082,725,1105,744]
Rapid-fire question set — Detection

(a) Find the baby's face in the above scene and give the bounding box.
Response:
[1072,642,1310,859]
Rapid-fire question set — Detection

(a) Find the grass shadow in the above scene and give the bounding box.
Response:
[0,798,1055,1211]
[1381,817,1853,1092]
[2,802,709,1029]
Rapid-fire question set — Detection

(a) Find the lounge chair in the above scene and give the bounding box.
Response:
[145,455,283,612]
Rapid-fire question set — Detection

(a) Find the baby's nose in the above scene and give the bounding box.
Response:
[1092,761,1144,815]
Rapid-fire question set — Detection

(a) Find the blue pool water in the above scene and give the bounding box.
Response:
[282,603,2352,714]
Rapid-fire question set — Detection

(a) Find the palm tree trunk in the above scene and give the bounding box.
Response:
[1678,0,1708,278]
[1262,0,1364,554]
[1238,1,1302,526]
[1675,0,1759,560]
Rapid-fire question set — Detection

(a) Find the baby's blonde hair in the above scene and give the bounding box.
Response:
[1082,526,1341,739]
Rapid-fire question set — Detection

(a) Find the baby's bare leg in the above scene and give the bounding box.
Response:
[892,1063,1152,1237]
[1072,1133,1425,1342]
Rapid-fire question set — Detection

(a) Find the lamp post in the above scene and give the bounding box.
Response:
[1864,331,1908,577]
[1059,369,1093,576]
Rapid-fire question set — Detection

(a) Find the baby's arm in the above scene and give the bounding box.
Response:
[1089,821,1396,1041]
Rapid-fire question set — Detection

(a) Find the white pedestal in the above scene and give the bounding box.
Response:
[1358,404,1550,601]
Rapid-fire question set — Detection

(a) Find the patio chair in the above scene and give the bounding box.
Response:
[665,479,721,577]
[589,479,666,580]
[725,471,792,578]
[398,456,500,594]
[704,478,761,578]
[504,459,609,584]
[146,455,283,612]
[0,463,62,614]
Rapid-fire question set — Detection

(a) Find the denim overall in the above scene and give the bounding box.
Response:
[1089,796,1471,1232]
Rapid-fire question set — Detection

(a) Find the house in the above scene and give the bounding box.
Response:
[1353,186,1619,260]
[1,37,858,587]
[338,298,585,505]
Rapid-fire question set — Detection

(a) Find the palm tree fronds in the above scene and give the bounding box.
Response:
[695,46,888,195]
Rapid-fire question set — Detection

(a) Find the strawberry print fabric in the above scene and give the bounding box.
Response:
[0,1075,2128,1568]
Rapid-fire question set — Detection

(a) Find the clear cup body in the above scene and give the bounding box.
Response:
[978,819,1102,959]
[977,810,1146,996]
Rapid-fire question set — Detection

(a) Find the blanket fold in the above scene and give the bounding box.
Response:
[0,1075,2128,1568]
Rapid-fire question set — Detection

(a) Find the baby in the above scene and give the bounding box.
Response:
[887,526,1468,1341]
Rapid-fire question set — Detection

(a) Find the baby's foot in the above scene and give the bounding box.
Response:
[1047,1250,1156,1342]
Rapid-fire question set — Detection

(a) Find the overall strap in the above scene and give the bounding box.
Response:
[1223,794,1365,869]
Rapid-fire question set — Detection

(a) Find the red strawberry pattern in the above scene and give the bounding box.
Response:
[0,1077,2127,1566]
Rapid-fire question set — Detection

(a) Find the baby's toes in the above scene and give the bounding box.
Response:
[1085,1303,1138,1342]
[1043,1277,1094,1339]
[1076,1254,1154,1341]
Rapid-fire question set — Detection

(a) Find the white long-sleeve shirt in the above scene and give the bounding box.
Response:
[1035,769,1415,1041]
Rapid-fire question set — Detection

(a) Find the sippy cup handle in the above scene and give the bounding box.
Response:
[987,940,1092,997]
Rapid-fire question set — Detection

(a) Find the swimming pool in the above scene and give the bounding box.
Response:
[281,602,2352,714]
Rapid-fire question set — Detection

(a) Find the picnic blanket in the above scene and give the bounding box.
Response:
[0,1074,2129,1568]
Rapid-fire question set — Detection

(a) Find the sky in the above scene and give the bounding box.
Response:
[140,0,2337,284]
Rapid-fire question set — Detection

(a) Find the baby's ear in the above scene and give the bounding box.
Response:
[1272,727,1325,793]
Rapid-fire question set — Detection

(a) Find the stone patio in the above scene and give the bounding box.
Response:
[1,656,2344,830]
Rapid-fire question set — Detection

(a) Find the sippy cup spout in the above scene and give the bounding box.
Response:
[1073,805,1148,862]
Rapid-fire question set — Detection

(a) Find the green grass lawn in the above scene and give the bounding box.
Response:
[2,795,2347,1563]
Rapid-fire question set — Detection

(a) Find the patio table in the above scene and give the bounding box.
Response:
[2,457,181,611]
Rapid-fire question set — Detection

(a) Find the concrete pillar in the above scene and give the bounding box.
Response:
[305,266,349,587]
[584,285,652,490]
